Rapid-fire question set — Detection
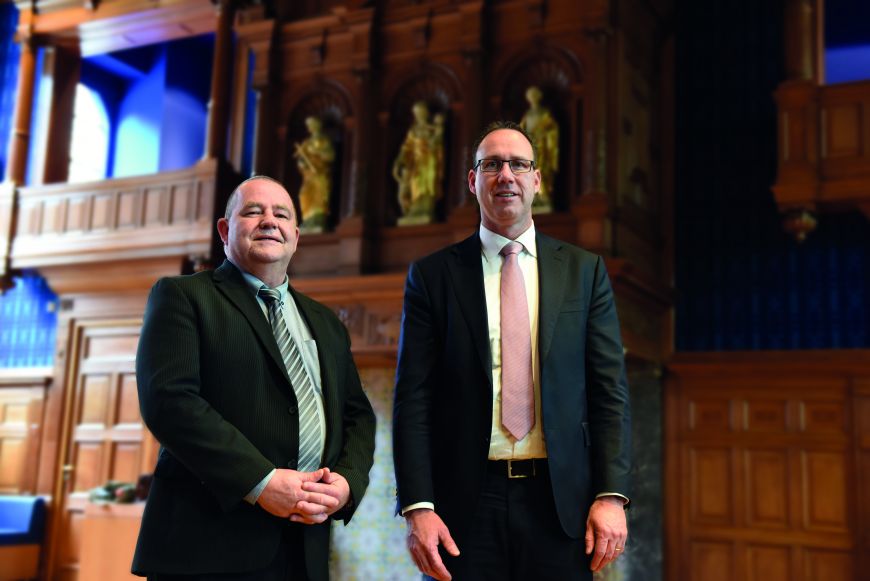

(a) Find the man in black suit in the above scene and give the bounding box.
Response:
[133,176,376,581]
[393,122,632,580]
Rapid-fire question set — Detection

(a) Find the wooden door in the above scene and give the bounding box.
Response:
[49,319,158,581]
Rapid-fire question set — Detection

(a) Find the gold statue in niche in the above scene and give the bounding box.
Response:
[392,101,445,225]
[520,86,559,213]
[293,116,335,233]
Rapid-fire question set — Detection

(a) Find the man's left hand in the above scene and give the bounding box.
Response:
[584,496,627,572]
[298,468,351,521]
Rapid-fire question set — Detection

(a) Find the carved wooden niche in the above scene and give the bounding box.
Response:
[494,50,583,212]
[283,84,352,234]
[383,66,462,227]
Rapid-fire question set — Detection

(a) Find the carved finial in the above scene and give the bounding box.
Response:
[782,207,817,242]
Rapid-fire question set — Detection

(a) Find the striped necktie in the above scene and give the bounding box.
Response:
[500,241,535,440]
[258,287,323,472]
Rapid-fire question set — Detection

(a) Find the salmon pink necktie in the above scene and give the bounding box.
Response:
[499,241,534,440]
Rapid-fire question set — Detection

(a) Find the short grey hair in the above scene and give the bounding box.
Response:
[223,175,289,220]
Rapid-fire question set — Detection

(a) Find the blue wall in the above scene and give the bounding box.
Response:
[0,273,57,368]
[0,3,19,179]
[160,35,213,171]
[80,34,214,179]
[824,0,870,84]
[675,0,870,351]
[112,51,165,176]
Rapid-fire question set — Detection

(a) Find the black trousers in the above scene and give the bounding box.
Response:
[431,460,591,581]
[147,524,310,581]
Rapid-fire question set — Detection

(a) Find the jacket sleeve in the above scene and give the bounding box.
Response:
[585,257,633,502]
[392,261,439,512]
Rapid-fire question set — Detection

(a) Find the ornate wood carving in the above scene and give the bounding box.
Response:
[773,80,870,236]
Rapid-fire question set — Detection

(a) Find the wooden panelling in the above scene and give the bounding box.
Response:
[804,549,853,580]
[801,451,848,531]
[744,399,789,432]
[747,545,791,581]
[688,398,732,432]
[10,161,221,269]
[0,437,26,490]
[824,104,861,158]
[689,447,733,525]
[666,351,869,581]
[690,541,733,581]
[745,450,789,528]
[0,370,50,494]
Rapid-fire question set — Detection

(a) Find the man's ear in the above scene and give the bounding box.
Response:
[217,218,229,245]
[467,169,477,194]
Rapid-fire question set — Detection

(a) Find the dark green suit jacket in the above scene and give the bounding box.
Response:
[132,260,375,580]
[393,232,631,550]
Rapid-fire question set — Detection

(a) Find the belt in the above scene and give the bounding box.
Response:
[488,458,547,479]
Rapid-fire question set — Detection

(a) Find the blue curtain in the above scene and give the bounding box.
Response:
[0,3,20,178]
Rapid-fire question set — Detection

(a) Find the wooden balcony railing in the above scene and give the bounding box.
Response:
[10,159,224,270]
[773,79,870,238]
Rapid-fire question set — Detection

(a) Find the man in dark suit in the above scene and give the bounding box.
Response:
[393,122,632,580]
[133,175,376,581]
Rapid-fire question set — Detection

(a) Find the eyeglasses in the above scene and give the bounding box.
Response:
[473,158,536,174]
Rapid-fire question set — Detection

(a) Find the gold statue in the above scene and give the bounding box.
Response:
[393,101,445,225]
[520,86,559,213]
[293,116,335,233]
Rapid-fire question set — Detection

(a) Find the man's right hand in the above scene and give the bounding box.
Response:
[405,508,460,581]
[256,468,338,523]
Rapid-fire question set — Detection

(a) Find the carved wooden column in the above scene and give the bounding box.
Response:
[448,1,484,233]
[784,0,817,82]
[5,35,36,184]
[203,0,236,161]
[575,26,613,255]
[0,35,37,283]
[230,11,275,177]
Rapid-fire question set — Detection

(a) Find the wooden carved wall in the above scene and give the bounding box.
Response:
[0,369,50,494]
[665,351,870,581]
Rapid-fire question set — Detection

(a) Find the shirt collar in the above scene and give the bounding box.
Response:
[479,222,538,262]
[230,259,290,300]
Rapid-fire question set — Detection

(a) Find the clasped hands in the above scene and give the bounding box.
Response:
[257,467,350,525]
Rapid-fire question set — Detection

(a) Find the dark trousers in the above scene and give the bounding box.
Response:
[147,524,310,581]
[432,460,591,581]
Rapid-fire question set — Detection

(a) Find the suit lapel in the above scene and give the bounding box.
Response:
[537,233,567,366]
[446,233,492,387]
[213,260,291,385]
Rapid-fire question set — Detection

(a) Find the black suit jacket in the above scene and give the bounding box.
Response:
[393,232,631,548]
[132,260,376,580]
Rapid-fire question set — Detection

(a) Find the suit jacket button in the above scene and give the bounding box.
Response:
[288,406,297,415]
[287,459,296,468]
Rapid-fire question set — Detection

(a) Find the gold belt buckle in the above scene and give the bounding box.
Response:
[507,459,534,479]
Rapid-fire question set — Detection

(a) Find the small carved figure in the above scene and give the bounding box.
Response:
[520,86,559,212]
[293,116,335,233]
[392,101,445,225]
